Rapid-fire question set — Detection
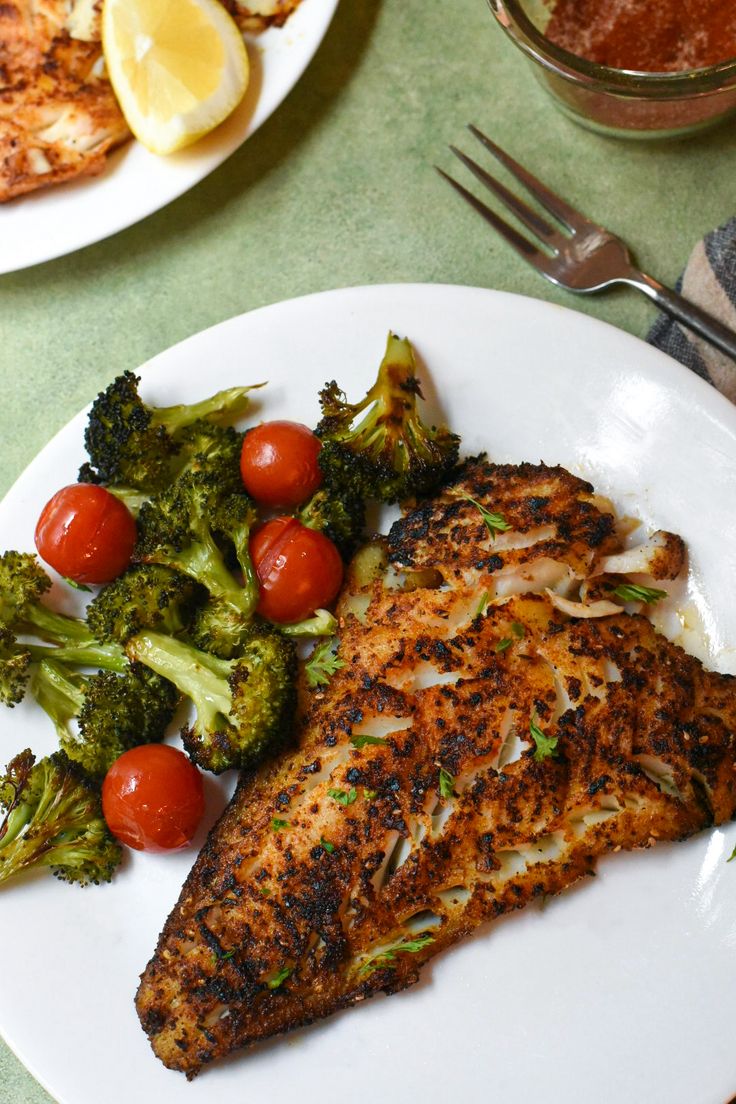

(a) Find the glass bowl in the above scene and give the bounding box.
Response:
[488,0,736,139]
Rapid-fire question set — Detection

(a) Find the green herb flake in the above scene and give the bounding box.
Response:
[728,844,736,864]
[494,637,512,653]
[364,789,377,800]
[359,932,435,976]
[271,817,289,831]
[328,787,358,806]
[259,885,272,897]
[530,713,558,762]
[212,948,236,966]
[461,495,512,539]
[267,967,292,990]
[438,767,455,799]
[350,733,387,749]
[63,577,92,592]
[320,836,336,854]
[474,591,490,618]
[305,638,345,689]
[611,583,668,605]
[511,621,525,639]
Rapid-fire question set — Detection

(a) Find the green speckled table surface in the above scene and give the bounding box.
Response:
[1,1,735,1100]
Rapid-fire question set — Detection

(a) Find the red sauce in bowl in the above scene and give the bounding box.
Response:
[545,0,736,72]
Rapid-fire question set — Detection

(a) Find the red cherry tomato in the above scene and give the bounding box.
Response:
[240,421,323,508]
[35,483,137,585]
[250,516,343,623]
[102,745,205,853]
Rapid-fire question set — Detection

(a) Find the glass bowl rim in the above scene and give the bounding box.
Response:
[488,0,736,94]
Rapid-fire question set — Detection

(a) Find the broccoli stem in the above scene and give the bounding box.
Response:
[151,386,260,434]
[22,604,95,647]
[26,642,129,674]
[158,533,255,618]
[30,661,85,741]
[127,631,231,723]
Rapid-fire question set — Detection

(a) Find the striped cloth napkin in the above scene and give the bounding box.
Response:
[647,216,736,403]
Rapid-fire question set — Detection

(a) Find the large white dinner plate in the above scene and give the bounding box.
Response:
[0,0,338,275]
[1,284,736,1104]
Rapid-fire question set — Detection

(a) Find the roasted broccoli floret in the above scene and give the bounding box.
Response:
[298,485,366,558]
[127,625,296,773]
[316,333,460,504]
[81,371,258,492]
[86,564,204,645]
[0,748,121,886]
[0,551,128,673]
[30,659,179,777]
[135,468,258,653]
[0,627,31,706]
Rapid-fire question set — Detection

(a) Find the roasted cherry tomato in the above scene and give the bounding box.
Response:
[102,745,205,853]
[35,483,137,585]
[250,516,343,623]
[240,421,323,508]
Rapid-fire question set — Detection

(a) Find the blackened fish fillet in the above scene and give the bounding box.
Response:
[135,459,736,1076]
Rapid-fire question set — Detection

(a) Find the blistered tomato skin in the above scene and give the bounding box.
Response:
[240,421,323,508]
[34,483,137,584]
[102,745,205,853]
[250,516,343,623]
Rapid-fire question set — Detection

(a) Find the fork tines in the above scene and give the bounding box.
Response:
[437,124,584,268]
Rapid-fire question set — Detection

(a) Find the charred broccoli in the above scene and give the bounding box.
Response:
[127,625,296,773]
[86,564,204,645]
[135,467,258,654]
[80,371,257,492]
[30,659,179,777]
[0,551,128,675]
[316,333,460,504]
[298,485,366,558]
[0,748,121,886]
[0,627,31,706]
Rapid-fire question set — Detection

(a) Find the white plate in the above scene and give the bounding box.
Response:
[0,0,338,275]
[2,284,736,1104]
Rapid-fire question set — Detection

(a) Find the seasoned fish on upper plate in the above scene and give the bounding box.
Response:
[135,459,736,1077]
[0,0,303,201]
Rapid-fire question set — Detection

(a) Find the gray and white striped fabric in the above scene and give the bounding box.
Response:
[647,216,736,402]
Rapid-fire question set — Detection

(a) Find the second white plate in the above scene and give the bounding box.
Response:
[0,0,338,274]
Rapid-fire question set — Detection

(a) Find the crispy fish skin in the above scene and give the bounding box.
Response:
[135,460,736,1077]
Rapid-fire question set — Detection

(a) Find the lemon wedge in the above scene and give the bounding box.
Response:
[102,0,249,155]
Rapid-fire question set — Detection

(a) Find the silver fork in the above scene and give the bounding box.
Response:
[438,125,736,362]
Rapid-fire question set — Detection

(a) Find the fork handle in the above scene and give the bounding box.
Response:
[625,270,736,362]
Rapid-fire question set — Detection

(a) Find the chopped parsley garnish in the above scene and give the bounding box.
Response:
[358,932,435,976]
[63,577,92,592]
[462,495,512,539]
[364,788,378,800]
[530,713,558,762]
[271,817,289,830]
[611,583,668,605]
[474,591,490,618]
[328,787,357,806]
[496,622,525,652]
[350,733,387,749]
[213,948,236,965]
[267,967,292,990]
[438,767,455,799]
[305,638,345,689]
[320,836,336,853]
[728,844,736,864]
